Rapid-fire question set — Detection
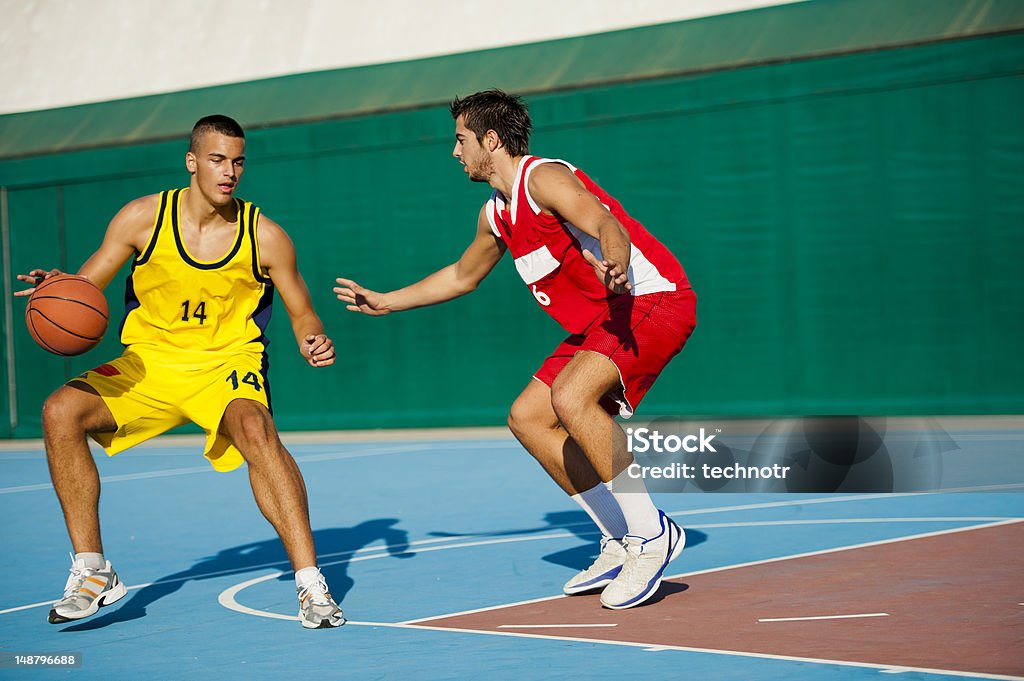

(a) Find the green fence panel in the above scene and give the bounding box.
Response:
[0,23,1021,437]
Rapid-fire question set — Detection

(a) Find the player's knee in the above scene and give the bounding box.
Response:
[225,400,277,451]
[549,381,583,426]
[42,388,89,432]
[508,393,555,439]
[507,402,530,438]
[41,392,70,430]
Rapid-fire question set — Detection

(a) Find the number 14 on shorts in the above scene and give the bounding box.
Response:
[226,369,262,392]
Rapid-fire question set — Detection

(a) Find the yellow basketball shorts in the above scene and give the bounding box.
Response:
[72,348,271,472]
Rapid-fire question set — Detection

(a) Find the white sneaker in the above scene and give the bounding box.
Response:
[600,512,685,610]
[563,537,626,595]
[49,554,127,624]
[297,568,346,629]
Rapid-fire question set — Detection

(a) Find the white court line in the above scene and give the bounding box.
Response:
[5,532,581,617]
[0,443,434,494]
[0,440,528,493]
[683,517,1013,530]
[217,586,296,622]
[660,519,1022,582]
[758,613,889,623]
[215,531,582,621]
[13,518,1024,678]
[399,519,1023,623]
[667,483,1024,520]
[291,616,1023,681]
[5,440,1023,494]
[4,515,1018,617]
[0,466,216,494]
[0,530,513,617]
[219,518,1020,626]
[497,623,618,629]
[378,620,1024,681]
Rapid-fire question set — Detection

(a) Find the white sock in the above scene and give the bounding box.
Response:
[294,566,322,589]
[75,552,105,570]
[609,467,662,538]
[570,482,628,539]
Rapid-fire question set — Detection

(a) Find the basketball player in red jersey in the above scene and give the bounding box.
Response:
[335,90,696,609]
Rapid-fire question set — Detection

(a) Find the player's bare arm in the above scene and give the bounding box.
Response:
[15,194,159,296]
[334,205,506,315]
[528,163,633,293]
[258,216,335,368]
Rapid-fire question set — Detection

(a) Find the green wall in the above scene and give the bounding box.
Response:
[1,2,1022,437]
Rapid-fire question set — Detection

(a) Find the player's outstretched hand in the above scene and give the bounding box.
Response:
[14,268,64,297]
[303,334,335,368]
[581,250,631,294]
[334,278,391,316]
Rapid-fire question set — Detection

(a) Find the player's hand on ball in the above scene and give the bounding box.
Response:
[14,268,65,297]
[304,334,335,367]
[334,278,390,316]
[581,250,631,294]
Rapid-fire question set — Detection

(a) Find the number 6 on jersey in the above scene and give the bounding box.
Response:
[531,284,551,306]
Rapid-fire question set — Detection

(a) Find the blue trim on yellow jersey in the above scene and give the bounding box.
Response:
[259,350,273,414]
[248,203,272,284]
[171,191,245,270]
[135,190,169,266]
[118,264,139,344]
[252,284,274,348]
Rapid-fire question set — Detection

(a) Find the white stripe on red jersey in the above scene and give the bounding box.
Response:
[486,156,690,334]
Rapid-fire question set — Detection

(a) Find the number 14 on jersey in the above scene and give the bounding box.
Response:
[180,300,208,325]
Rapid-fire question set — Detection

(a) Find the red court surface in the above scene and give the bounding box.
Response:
[414,520,1024,678]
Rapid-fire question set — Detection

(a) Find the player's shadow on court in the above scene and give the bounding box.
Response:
[59,518,412,632]
[641,581,690,607]
[428,510,707,571]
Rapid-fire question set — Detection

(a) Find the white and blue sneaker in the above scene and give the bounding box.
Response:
[600,511,685,610]
[563,537,626,595]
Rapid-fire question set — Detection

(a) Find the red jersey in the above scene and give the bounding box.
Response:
[485,156,690,334]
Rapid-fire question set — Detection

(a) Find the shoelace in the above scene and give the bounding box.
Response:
[586,538,622,569]
[622,535,648,556]
[61,553,89,598]
[297,571,332,606]
[616,536,653,579]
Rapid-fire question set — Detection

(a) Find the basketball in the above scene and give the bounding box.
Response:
[25,274,109,356]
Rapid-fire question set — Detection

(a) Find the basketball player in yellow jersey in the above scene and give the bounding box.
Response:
[16,115,345,629]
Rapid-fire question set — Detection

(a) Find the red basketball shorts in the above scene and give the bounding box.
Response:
[533,289,697,417]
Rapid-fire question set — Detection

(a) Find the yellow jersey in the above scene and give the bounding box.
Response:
[119,188,273,358]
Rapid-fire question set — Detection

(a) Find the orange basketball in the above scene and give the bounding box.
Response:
[26,275,109,356]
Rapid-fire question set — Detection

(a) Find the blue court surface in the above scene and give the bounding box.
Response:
[1,423,1022,680]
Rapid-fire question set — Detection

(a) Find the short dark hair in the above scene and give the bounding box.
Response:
[450,89,531,157]
[189,114,245,152]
